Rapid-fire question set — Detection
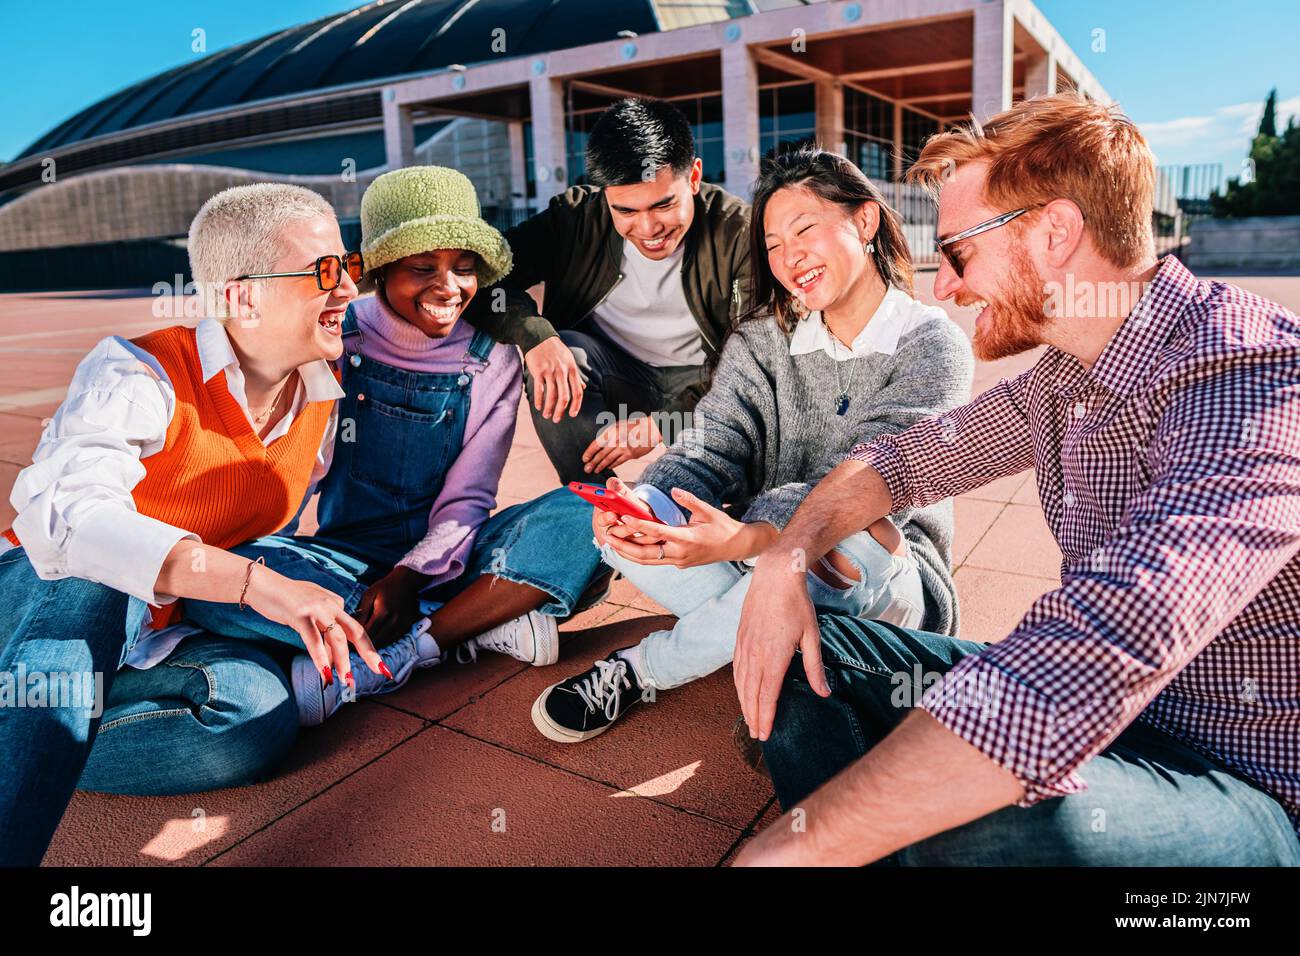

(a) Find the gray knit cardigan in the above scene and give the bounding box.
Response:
[640,309,974,636]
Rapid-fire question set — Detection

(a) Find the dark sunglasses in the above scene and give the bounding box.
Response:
[934,207,1035,278]
[236,252,364,291]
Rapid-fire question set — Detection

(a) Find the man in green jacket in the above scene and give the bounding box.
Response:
[466,97,752,483]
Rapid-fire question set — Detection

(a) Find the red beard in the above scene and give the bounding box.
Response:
[963,245,1051,362]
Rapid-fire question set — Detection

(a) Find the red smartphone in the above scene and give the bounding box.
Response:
[567,481,665,524]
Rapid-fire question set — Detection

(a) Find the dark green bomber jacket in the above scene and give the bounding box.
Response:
[464,181,752,416]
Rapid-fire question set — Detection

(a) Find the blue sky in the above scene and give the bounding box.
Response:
[2,0,1296,183]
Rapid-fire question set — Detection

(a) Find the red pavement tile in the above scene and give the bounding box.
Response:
[209,725,739,866]
[0,413,41,466]
[953,566,1056,646]
[0,462,19,527]
[607,571,670,615]
[963,503,1062,579]
[0,353,93,393]
[369,598,628,723]
[444,611,775,830]
[720,797,782,866]
[0,401,62,422]
[43,702,424,867]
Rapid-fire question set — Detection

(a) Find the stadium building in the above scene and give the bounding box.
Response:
[0,0,1107,290]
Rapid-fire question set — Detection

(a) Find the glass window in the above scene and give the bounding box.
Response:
[900,108,939,172]
[760,82,816,161]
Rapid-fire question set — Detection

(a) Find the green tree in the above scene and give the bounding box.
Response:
[1260,88,1278,138]
[1212,88,1300,217]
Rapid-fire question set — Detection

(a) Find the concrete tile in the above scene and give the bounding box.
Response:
[210,725,738,866]
[444,611,775,830]
[954,566,1056,646]
[963,503,1061,579]
[960,470,1031,504]
[494,446,559,501]
[1012,470,1040,506]
[952,497,1004,567]
[43,702,424,867]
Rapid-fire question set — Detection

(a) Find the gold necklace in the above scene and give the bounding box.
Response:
[251,375,292,427]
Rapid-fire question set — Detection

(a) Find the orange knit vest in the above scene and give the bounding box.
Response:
[5,325,336,629]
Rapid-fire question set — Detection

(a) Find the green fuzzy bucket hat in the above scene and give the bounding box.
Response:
[360,165,512,287]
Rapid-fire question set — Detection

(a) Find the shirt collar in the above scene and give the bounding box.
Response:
[1085,256,1200,399]
[789,286,912,359]
[196,317,345,403]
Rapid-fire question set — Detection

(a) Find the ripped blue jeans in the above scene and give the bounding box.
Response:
[602,529,925,690]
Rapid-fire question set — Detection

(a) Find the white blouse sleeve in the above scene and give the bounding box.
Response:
[8,335,199,605]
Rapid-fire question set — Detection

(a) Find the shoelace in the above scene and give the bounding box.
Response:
[454,615,526,665]
[574,658,633,720]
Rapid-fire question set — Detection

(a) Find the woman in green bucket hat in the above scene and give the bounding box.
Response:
[185,165,612,728]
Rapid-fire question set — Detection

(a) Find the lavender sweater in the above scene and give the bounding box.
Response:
[349,294,522,584]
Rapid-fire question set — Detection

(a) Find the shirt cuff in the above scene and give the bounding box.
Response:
[398,532,475,587]
[919,653,1089,807]
[847,438,910,511]
[66,505,199,606]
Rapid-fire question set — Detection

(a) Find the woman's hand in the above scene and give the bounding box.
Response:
[244,566,386,687]
[354,565,431,649]
[592,477,667,547]
[605,487,775,568]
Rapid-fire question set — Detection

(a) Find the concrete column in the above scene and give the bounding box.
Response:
[972,0,1013,122]
[722,41,760,199]
[382,93,415,170]
[1024,49,1057,99]
[815,78,845,156]
[529,73,567,205]
[892,100,903,204]
[506,119,529,209]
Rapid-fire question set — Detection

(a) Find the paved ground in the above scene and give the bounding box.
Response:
[2,272,1295,866]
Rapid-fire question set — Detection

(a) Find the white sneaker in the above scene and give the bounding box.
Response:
[291,616,442,727]
[456,610,559,667]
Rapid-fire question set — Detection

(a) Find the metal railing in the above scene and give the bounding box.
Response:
[1155,163,1224,259]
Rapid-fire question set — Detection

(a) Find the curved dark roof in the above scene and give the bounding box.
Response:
[19,0,663,159]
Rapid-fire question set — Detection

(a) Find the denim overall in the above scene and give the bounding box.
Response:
[312,305,495,572]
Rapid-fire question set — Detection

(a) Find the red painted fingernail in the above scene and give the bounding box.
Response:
[379,662,394,680]
[345,671,355,687]
[322,666,333,687]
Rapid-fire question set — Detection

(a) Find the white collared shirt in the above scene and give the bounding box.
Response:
[788,286,945,361]
[6,318,343,666]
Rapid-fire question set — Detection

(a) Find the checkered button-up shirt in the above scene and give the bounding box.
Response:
[849,257,1300,830]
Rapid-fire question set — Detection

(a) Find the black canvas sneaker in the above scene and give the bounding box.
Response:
[531,651,652,742]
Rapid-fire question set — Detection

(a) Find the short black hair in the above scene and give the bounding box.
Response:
[585,97,696,188]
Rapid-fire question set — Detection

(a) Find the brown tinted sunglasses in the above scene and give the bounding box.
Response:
[236,252,364,291]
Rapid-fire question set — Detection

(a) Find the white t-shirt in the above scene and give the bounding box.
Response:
[591,239,708,368]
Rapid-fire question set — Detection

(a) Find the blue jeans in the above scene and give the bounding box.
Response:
[602,529,924,690]
[185,486,606,651]
[0,548,146,864]
[762,616,1300,866]
[79,634,296,796]
[525,321,708,484]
